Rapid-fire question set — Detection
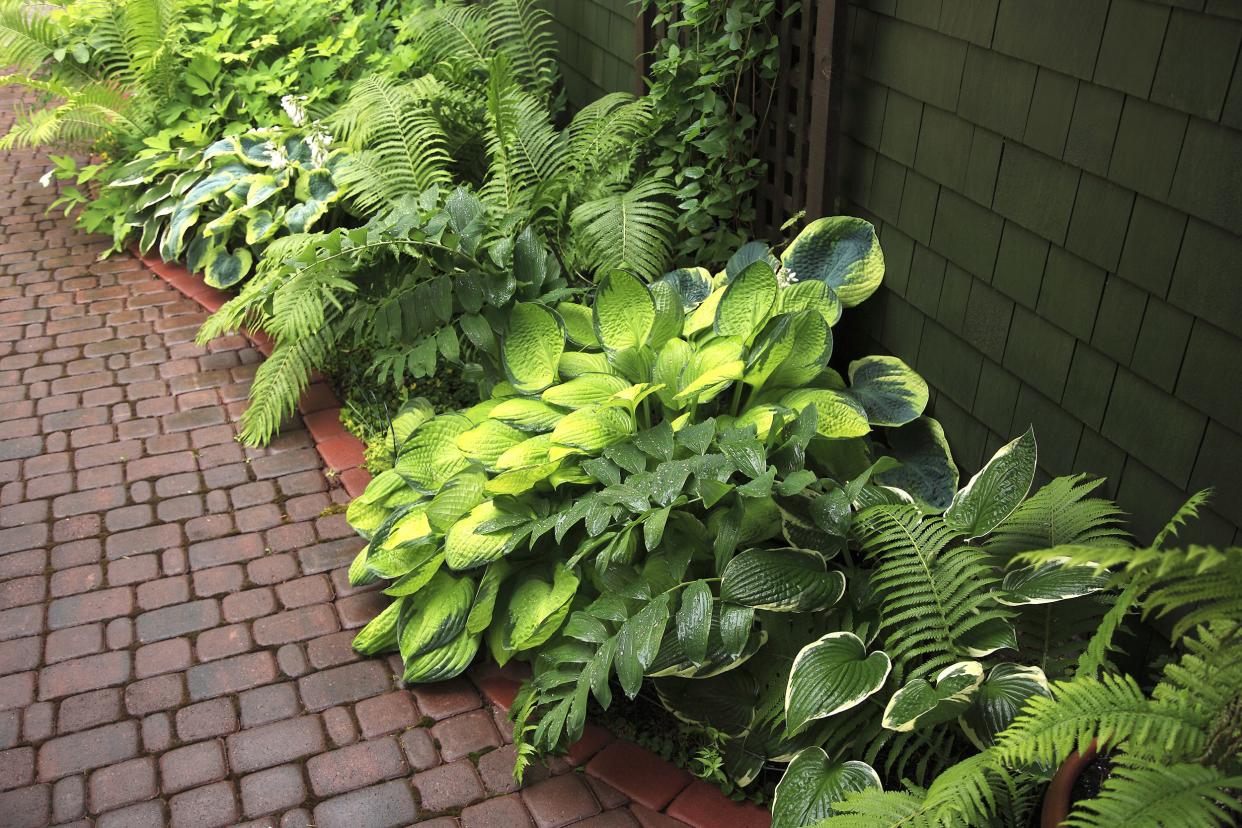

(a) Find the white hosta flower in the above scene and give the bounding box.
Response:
[39,168,54,187]
[264,139,289,170]
[304,125,333,168]
[280,94,308,127]
[777,267,798,288]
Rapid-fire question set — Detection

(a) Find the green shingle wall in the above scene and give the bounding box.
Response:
[837,0,1242,544]
[545,0,638,107]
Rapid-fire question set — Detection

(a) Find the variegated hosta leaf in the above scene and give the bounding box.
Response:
[957,616,1019,658]
[944,427,1037,537]
[881,660,984,732]
[781,216,884,308]
[654,671,758,735]
[658,266,714,310]
[555,301,598,347]
[351,596,403,655]
[995,559,1109,606]
[542,373,631,408]
[402,629,480,683]
[959,663,1050,749]
[715,259,778,343]
[501,564,580,653]
[160,204,199,261]
[455,419,525,470]
[426,468,486,533]
[594,271,654,352]
[847,355,929,428]
[394,414,473,492]
[786,632,891,733]
[721,548,846,612]
[771,747,881,828]
[875,417,959,511]
[398,570,473,662]
[779,389,871,439]
[203,247,253,289]
[382,549,445,596]
[548,405,633,457]
[444,500,514,570]
[778,279,842,327]
[347,546,380,587]
[503,302,564,394]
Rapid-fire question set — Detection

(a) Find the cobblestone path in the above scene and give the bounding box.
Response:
[0,86,667,828]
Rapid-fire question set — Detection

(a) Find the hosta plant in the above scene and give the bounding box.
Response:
[107,124,341,288]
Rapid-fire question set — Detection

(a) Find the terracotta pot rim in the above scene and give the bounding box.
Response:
[1040,739,1100,828]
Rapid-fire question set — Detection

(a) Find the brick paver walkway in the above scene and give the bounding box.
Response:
[0,88,661,828]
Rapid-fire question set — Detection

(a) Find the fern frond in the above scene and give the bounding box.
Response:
[569,174,677,280]
[986,474,1129,557]
[1154,621,1242,719]
[1152,488,1213,548]
[0,0,61,70]
[1015,595,1111,679]
[1075,581,1138,678]
[856,506,1009,678]
[1065,758,1242,828]
[565,92,653,183]
[401,1,491,68]
[995,674,1210,766]
[479,65,565,219]
[485,0,558,101]
[815,787,935,828]
[238,329,334,447]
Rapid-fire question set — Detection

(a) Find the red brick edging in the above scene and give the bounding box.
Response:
[135,251,772,828]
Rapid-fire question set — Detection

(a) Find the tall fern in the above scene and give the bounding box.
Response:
[569,174,677,280]
[985,474,1129,558]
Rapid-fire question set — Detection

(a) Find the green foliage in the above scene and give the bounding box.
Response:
[639,0,790,266]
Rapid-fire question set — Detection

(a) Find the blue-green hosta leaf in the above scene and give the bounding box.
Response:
[615,593,672,698]
[426,468,486,533]
[402,630,480,683]
[503,564,580,652]
[675,580,713,664]
[454,419,524,470]
[876,417,959,511]
[959,663,1050,749]
[503,303,564,394]
[658,266,713,309]
[996,559,1109,606]
[159,205,199,261]
[203,247,252,289]
[555,302,598,347]
[184,236,213,276]
[781,216,884,307]
[721,548,845,612]
[245,209,279,245]
[548,406,633,458]
[647,279,684,349]
[780,390,871,438]
[594,271,655,352]
[495,434,553,470]
[202,137,240,162]
[726,241,778,281]
[778,279,843,326]
[881,660,984,732]
[559,351,612,379]
[237,135,276,165]
[772,747,882,828]
[382,549,446,596]
[944,427,1037,537]
[542,373,630,409]
[514,226,549,292]
[398,570,473,661]
[715,259,779,342]
[786,632,891,733]
[847,356,929,427]
[444,500,514,570]
[305,168,338,202]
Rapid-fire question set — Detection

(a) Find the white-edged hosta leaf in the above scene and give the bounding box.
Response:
[721,548,845,612]
[503,303,564,394]
[781,216,884,307]
[203,247,252,289]
[881,661,984,732]
[995,559,1109,606]
[594,271,655,352]
[654,671,758,735]
[398,570,473,661]
[675,580,713,664]
[772,747,881,828]
[786,632,891,733]
[780,389,871,438]
[875,417,959,511]
[847,356,928,427]
[959,663,1050,749]
[944,427,1037,537]
[958,616,1019,658]
[444,501,514,570]
[715,259,778,342]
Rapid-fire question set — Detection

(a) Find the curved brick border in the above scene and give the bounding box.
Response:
[135,252,773,828]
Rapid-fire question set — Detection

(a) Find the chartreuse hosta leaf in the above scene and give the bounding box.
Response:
[875,417,959,511]
[881,660,985,732]
[382,548,445,597]
[351,596,403,655]
[715,259,778,342]
[426,469,486,533]
[495,434,552,470]
[445,500,514,570]
[944,427,1037,537]
[847,356,928,427]
[594,271,655,352]
[555,302,598,347]
[455,420,524,470]
[548,405,633,458]
[781,216,884,308]
[503,303,564,394]
[995,559,1109,606]
[780,390,871,439]
[559,351,611,378]
[542,373,630,408]
[778,279,842,326]
[786,632,891,733]
[673,337,745,404]
[959,662,1050,749]
[721,548,846,612]
[771,747,881,828]
[398,569,473,663]
[395,414,473,492]
[489,398,564,432]
[498,563,580,654]
[744,310,832,392]
[402,627,479,683]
